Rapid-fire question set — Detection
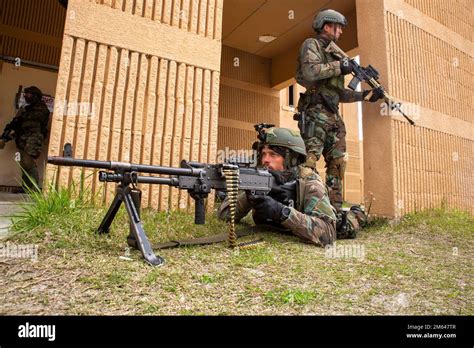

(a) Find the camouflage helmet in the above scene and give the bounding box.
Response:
[256,126,307,167]
[24,86,43,98]
[312,9,347,32]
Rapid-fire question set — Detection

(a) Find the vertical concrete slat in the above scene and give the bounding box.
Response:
[206,0,215,39]
[170,63,186,209]
[46,35,74,185]
[393,121,399,216]
[180,0,190,30]
[61,38,85,187]
[125,0,134,14]
[86,44,109,199]
[73,41,97,186]
[178,65,195,210]
[114,0,124,10]
[199,69,211,163]
[135,0,144,17]
[107,48,129,202]
[189,0,199,33]
[142,56,159,207]
[214,0,223,40]
[159,60,177,210]
[132,54,149,164]
[208,71,220,163]
[197,0,207,37]
[171,0,181,26]
[191,68,203,162]
[162,0,172,24]
[144,0,154,19]
[120,52,139,163]
[153,0,163,21]
[94,46,118,202]
[150,58,168,209]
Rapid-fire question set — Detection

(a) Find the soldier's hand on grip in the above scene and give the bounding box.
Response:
[247,193,285,223]
[340,57,353,75]
[363,87,384,102]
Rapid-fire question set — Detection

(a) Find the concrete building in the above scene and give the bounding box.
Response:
[0,0,472,216]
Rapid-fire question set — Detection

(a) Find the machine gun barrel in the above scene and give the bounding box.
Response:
[98,171,179,185]
[47,156,204,176]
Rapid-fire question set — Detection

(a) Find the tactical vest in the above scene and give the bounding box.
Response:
[301,38,345,107]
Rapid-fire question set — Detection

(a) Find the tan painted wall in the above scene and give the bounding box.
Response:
[47,0,223,210]
[0,64,57,187]
[1,0,65,67]
[217,45,280,154]
[357,0,473,216]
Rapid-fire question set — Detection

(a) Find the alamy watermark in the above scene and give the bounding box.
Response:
[380,101,421,121]
[56,100,97,118]
[216,147,257,166]
[0,242,38,261]
[325,242,365,261]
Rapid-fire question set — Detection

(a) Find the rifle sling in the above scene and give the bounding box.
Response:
[153,225,288,249]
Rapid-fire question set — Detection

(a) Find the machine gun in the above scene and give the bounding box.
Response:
[326,41,415,125]
[47,143,296,266]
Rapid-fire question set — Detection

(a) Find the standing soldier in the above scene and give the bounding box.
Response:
[295,9,383,211]
[0,86,50,191]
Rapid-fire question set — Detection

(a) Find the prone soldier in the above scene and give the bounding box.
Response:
[218,126,340,247]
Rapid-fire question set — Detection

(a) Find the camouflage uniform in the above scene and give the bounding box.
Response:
[295,9,365,211]
[218,166,336,246]
[218,129,337,247]
[0,87,50,189]
[295,35,366,210]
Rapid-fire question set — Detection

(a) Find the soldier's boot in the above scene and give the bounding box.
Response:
[326,155,347,211]
[350,205,368,228]
[336,206,367,239]
[20,151,40,191]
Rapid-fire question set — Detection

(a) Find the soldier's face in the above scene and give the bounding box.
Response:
[24,93,34,103]
[261,146,285,171]
[323,23,343,41]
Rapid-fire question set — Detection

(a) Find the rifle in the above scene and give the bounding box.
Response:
[1,116,22,142]
[47,144,296,266]
[326,41,415,125]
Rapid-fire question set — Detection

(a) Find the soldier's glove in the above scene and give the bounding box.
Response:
[247,194,286,223]
[0,139,5,149]
[339,58,353,75]
[363,87,384,102]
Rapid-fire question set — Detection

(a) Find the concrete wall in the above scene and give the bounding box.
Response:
[218,45,280,154]
[47,0,223,210]
[357,0,473,216]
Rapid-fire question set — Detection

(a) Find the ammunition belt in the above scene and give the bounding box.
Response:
[222,167,265,250]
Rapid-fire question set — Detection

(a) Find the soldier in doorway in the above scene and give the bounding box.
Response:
[295,9,383,211]
[0,86,50,191]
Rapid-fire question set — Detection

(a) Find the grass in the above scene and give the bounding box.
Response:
[0,185,472,315]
